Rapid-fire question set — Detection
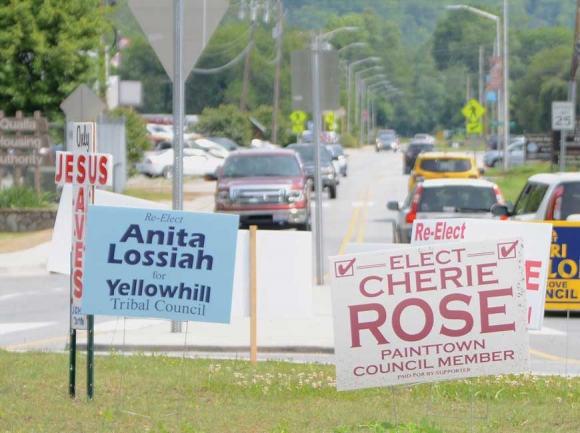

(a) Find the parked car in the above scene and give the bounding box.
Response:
[403,141,436,174]
[387,178,505,243]
[325,143,348,177]
[206,137,241,152]
[286,143,338,199]
[146,123,173,145]
[408,152,483,191]
[153,138,230,159]
[413,133,435,144]
[483,139,525,168]
[209,148,311,231]
[491,172,580,221]
[135,147,222,179]
[376,130,399,152]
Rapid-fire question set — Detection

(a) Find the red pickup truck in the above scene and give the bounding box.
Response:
[208,148,311,231]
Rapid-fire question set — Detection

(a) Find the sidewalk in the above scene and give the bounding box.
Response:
[2,179,338,356]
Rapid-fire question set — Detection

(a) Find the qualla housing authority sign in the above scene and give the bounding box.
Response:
[81,206,239,323]
[329,237,530,391]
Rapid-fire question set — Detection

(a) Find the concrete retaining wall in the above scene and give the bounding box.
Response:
[0,208,57,232]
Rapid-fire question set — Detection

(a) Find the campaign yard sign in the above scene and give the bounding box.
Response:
[546,222,580,311]
[81,206,239,323]
[411,219,552,330]
[329,238,529,391]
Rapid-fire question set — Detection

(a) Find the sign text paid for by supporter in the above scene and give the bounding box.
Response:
[81,206,239,323]
[411,218,552,330]
[329,238,530,391]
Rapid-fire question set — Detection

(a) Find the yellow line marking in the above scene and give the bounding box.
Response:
[337,189,367,255]
[355,186,373,243]
[530,348,580,365]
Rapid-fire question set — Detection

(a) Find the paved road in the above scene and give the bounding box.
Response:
[2,145,580,376]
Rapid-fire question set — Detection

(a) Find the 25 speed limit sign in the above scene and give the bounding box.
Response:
[552,101,575,131]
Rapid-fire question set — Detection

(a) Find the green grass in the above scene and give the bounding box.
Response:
[484,162,553,203]
[0,186,56,208]
[123,188,172,201]
[1,351,580,432]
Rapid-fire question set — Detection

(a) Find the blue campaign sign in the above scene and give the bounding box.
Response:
[546,222,580,310]
[81,206,239,323]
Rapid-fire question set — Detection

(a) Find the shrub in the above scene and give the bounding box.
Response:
[340,132,358,148]
[0,186,55,208]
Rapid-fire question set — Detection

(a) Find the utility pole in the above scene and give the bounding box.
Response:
[271,1,283,143]
[240,21,255,112]
[479,45,484,106]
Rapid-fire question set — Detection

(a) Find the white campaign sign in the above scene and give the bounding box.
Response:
[330,238,529,391]
[411,219,552,330]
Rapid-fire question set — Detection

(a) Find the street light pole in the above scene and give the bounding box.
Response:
[311,26,358,285]
[346,57,380,134]
[446,4,502,163]
[502,0,510,171]
[359,75,387,145]
[355,66,384,127]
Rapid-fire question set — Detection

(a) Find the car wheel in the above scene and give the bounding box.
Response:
[492,159,502,168]
[162,166,173,179]
[328,185,337,199]
[342,169,347,178]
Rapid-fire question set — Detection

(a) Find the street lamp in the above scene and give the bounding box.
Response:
[311,25,358,286]
[355,66,384,126]
[347,57,381,134]
[359,75,387,144]
[366,80,391,139]
[338,42,367,54]
[446,4,508,169]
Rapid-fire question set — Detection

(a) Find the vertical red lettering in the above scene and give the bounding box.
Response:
[525,260,542,291]
[73,269,83,298]
[349,303,388,348]
[76,154,86,184]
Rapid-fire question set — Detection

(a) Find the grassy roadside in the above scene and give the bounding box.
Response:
[484,162,552,203]
[1,351,579,432]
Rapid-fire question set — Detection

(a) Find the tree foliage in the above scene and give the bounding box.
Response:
[108,107,151,174]
[193,104,253,146]
[0,0,107,119]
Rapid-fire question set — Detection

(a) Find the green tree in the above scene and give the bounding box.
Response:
[0,0,107,119]
[108,107,151,176]
[194,104,252,146]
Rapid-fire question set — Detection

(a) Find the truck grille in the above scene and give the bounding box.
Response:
[231,187,288,206]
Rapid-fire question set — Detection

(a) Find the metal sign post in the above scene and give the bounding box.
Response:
[552,101,575,172]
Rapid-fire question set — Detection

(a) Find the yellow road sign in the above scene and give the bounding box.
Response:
[461,99,486,122]
[292,124,305,133]
[290,110,307,125]
[466,121,483,134]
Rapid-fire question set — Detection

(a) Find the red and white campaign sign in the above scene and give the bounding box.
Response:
[411,218,552,330]
[55,122,112,329]
[329,238,529,391]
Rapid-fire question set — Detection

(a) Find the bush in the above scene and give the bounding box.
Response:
[340,132,358,148]
[194,104,252,146]
[108,107,152,176]
[0,186,55,208]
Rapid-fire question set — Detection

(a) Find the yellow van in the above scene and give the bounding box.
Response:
[408,152,483,191]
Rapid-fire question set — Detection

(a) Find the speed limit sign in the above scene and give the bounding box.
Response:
[552,101,575,131]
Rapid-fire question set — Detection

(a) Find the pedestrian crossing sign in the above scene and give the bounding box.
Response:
[466,121,483,134]
[461,99,486,122]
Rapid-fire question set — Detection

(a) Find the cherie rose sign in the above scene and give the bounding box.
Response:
[329,238,530,391]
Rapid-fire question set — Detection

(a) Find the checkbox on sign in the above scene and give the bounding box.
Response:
[334,258,356,278]
[497,240,518,260]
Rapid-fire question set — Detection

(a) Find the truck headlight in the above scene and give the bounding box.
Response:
[216,190,231,206]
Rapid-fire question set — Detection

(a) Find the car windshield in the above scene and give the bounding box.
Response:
[328,145,344,156]
[380,134,395,141]
[208,137,238,151]
[221,155,302,178]
[288,145,332,163]
[418,186,498,212]
[560,182,580,220]
[419,158,473,173]
[409,143,434,153]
